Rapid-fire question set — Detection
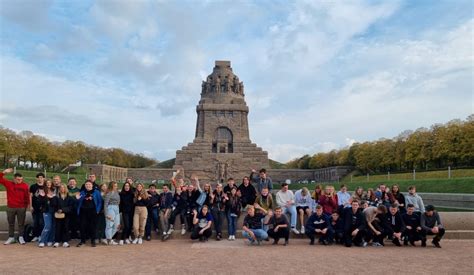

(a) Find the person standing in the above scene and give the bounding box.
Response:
[145,184,160,241]
[250,168,273,194]
[76,180,102,247]
[238,176,257,208]
[67,177,80,240]
[210,183,228,241]
[132,183,149,244]
[226,186,241,241]
[0,168,29,245]
[29,172,46,242]
[51,184,73,248]
[158,184,173,241]
[104,181,121,245]
[119,182,135,245]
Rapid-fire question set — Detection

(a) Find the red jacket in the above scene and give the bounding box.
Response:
[319,194,338,215]
[0,173,30,208]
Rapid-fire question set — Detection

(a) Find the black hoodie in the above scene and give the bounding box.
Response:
[120,189,135,214]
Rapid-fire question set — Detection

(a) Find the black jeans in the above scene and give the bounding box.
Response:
[190,226,212,240]
[68,212,80,239]
[96,212,106,240]
[403,228,424,242]
[32,209,44,238]
[80,208,97,243]
[211,208,225,235]
[344,228,366,247]
[267,227,290,242]
[121,212,133,240]
[306,229,333,243]
[54,217,69,243]
[425,227,445,241]
[169,207,186,230]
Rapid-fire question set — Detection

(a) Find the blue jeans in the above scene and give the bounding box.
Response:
[105,205,120,240]
[145,207,159,237]
[40,212,55,243]
[243,229,268,242]
[227,212,238,235]
[282,205,297,227]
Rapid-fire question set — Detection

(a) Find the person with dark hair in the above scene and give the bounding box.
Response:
[76,180,102,247]
[145,183,160,241]
[250,168,273,193]
[97,183,108,245]
[185,183,200,232]
[223,178,237,195]
[38,180,56,247]
[265,206,289,245]
[402,203,424,246]
[226,186,241,241]
[80,174,98,191]
[190,205,213,242]
[238,176,257,208]
[67,177,80,240]
[329,211,344,244]
[343,200,367,247]
[389,184,406,214]
[421,205,445,248]
[384,204,406,247]
[363,204,388,246]
[119,182,134,245]
[305,205,332,245]
[405,186,425,213]
[158,184,173,241]
[0,168,29,245]
[210,183,228,240]
[167,183,188,236]
[276,183,299,234]
[30,172,46,242]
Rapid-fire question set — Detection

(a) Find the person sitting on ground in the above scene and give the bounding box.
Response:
[250,168,273,194]
[0,168,30,245]
[343,200,367,247]
[421,205,445,248]
[190,205,213,242]
[405,186,425,213]
[402,203,424,246]
[319,185,338,216]
[242,205,269,245]
[384,204,405,247]
[294,187,313,234]
[329,211,344,244]
[363,204,388,247]
[305,205,332,245]
[238,176,257,208]
[276,182,299,234]
[265,206,289,246]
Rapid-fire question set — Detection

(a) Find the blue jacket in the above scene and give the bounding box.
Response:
[77,189,103,215]
[159,192,173,209]
[305,213,330,232]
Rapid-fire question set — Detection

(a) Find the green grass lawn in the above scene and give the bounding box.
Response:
[346,168,474,182]
[0,169,87,191]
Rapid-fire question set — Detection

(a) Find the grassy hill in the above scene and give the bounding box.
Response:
[344,168,474,182]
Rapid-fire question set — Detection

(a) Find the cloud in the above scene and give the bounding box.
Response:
[0,0,53,31]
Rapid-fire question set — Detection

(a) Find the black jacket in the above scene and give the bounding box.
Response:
[343,207,365,234]
[50,195,74,214]
[120,190,135,213]
[384,212,406,234]
[238,184,256,207]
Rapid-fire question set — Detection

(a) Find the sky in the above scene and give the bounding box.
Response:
[0,0,473,163]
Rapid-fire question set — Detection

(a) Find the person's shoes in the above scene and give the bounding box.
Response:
[432,240,442,248]
[76,242,84,247]
[119,240,124,245]
[47,242,53,247]
[300,226,305,234]
[167,227,174,235]
[91,241,96,247]
[228,235,233,241]
[256,239,261,246]
[410,240,416,247]
[146,236,151,241]
[272,240,278,245]
[53,242,59,248]
[18,236,26,245]
[291,228,300,235]
[248,240,255,246]
[63,242,70,248]
[38,242,45,248]
[110,240,118,245]
[421,238,427,247]
[4,237,15,245]
[309,239,315,245]
[132,238,139,244]
[392,238,402,247]
[362,241,368,247]
[138,238,143,244]
[101,239,108,245]
[284,240,289,246]
[403,239,409,246]
[372,242,383,247]
[31,237,39,242]
[125,239,131,245]
[216,234,222,241]
[322,240,329,245]
[199,236,205,242]
[181,226,186,235]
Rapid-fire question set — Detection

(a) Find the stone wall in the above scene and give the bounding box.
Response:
[268,166,353,183]
[84,164,128,183]
[127,168,174,182]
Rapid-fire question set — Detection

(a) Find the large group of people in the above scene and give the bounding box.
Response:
[0,167,445,248]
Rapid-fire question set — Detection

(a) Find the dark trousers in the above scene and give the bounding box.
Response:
[330,228,344,244]
[186,209,195,231]
[425,228,445,241]
[80,208,97,243]
[121,212,133,240]
[54,217,69,243]
[366,222,387,244]
[145,207,159,237]
[211,209,225,235]
[168,207,186,230]
[306,229,332,243]
[96,212,106,240]
[403,228,424,242]
[190,226,212,240]
[267,227,290,242]
[68,212,80,239]
[344,228,366,247]
[32,209,44,238]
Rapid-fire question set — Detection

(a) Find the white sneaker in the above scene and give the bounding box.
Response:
[18,236,26,245]
[132,238,138,244]
[181,227,186,235]
[167,227,174,235]
[47,242,53,247]
[125,239,131,245]
[4,237,15,245]
[53,242,59,248]
[119,240,124,246]
[300,226,305,234]
[138,238,143,244]
[233,235,236,240]
[291,228,300,234]
[38,242,45,248]
[101,239,108,245]
[31,237,38,242]
[110,240,118,245]
[228,235,232,241]
[63,242,70,248]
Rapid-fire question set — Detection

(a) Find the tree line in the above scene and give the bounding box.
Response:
[286,115,474,173]
[0,127,156,170]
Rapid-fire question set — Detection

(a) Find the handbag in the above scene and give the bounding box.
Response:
[54,212,65,219]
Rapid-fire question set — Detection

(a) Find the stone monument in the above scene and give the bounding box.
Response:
[174,60,269,183]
